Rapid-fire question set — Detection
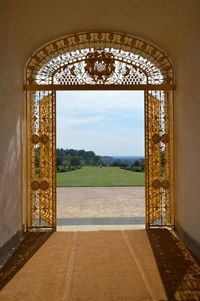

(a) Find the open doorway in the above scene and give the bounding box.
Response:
[56,91,145,230]
[26,32,174,230]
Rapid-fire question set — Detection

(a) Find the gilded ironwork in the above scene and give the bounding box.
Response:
[145,91,174,227]
[26,32,173,86]
[26,91,56,229]
[85,50,115,83]
[25,32,175,230]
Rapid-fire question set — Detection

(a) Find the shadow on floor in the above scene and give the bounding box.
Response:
[0,228,199,300]
[57,216,145,225]
[147,228,200,301]
[0,232,52,290]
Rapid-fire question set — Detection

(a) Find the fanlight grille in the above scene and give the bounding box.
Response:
[34,48,163,85]
[26,32,173,86]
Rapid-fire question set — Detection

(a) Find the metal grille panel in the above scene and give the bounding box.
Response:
[27,91,56,229]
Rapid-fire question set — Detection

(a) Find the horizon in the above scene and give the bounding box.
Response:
[56,148,144,158]
[56,91,144,156]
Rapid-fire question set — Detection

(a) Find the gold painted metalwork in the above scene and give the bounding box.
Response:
[26,32,173,86]
[24,84,175,91]
[26,91,56,229]
[145,91,174,227]
[85,50,115,83]
[25,32,175,230]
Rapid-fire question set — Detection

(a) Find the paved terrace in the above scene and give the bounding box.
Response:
[57,186,145,230]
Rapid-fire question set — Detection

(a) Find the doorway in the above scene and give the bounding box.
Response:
[25,31,175,231]
[56,91,145,230]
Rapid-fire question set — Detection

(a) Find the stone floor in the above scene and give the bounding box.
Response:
[57,187,145,230]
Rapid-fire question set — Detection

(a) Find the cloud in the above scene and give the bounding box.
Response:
[57,129,144,156]
[56,91,144,156]
[57,91,144,113]
[56,115,109,129]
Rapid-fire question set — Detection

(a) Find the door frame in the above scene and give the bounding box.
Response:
[24,31,175,231]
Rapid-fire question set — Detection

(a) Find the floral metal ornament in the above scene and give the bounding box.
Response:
[26,32,174,86]
[84,50,115,83]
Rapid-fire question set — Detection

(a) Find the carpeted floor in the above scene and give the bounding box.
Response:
[0,229,199,301]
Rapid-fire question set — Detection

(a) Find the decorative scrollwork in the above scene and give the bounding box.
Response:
[30,180,49,191]
[146,91,174,227]
[152,179,161,189]
[161,133,169,144]
[40,180,49,191]
[161,179,170,189]
[85,50,115,82]
[31,134,40,144]
[31,134,49,144]
[152,133,161,144]
[28,91,56,229]
[31,181,40,191]
[152,133,169,145]
[40,134,49,144]
[26,32,173,86]
[151,179,170,190]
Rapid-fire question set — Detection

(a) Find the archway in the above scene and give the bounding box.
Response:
[24,32,175,230]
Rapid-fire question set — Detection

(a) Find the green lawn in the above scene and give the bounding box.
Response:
[56,167,145,187]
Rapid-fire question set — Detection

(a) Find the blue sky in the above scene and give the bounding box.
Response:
[56,91,144,156]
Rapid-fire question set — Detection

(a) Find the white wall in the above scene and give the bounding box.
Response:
[0,0,200,247]
[0,5,24,247]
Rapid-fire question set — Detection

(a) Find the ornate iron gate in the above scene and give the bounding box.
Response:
[25,32,175,230]
[26,91,56,229]
[145,91,174,227]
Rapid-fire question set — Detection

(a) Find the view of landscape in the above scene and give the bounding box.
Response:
[56,148,145,186]
[56,91,145,229]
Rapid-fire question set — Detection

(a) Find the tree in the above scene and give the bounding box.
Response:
[63,160,69,168]
[70,156,80,167]
[56,148,103,167]
[56,156,62,166]
[111,160,127,167]
[133,160,140,167]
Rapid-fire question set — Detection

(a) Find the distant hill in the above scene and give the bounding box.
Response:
[56,148,144,168]
[100,155,144,166]
[112,156,143,159]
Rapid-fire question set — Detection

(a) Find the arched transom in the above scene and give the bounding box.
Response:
[26,32,173,86]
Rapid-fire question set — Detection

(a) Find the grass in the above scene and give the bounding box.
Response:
[56,167,145,187]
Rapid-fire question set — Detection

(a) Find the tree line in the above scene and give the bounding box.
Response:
[119,158,145,172]
[56,148,103,172]
[56,148,145,172]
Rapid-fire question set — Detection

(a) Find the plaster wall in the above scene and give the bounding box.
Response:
[0,6,24,248]
[0,0,200,247]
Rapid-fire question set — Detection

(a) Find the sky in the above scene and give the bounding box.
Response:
[56,91,144,156]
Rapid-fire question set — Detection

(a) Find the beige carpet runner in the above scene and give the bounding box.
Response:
[0,230,199,301]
